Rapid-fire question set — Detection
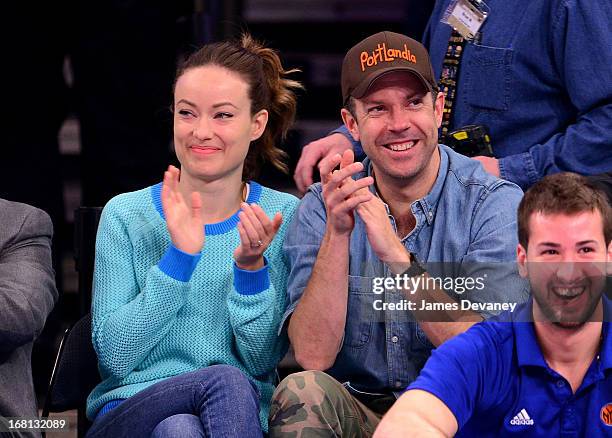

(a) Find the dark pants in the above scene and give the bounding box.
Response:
[86,365,263,438]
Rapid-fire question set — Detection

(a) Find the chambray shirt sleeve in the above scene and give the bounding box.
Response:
[498,0,612,188]
[460,181,529,316]
[330,125,366,160]
[279,187,328,333]
[406,323,504,430]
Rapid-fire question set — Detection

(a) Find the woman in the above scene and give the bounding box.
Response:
[85,34,302,437]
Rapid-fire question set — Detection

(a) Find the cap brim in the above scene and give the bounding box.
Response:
[350,67,436,101]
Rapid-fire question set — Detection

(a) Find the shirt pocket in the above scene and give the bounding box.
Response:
[463,45,514,112]
[343,275,375,349]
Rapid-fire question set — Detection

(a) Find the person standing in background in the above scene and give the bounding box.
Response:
[293,0,612,192]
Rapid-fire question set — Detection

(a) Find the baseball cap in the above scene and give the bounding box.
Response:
[341,31,438,104]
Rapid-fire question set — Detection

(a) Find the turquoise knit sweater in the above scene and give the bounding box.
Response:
[86,181,299,432]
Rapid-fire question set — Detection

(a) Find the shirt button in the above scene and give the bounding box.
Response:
[391,336,399,343]
[395,380,403,388]
[556,380,565,388]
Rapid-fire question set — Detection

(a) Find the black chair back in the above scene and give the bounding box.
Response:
[42,207,103,437]
[42,314,100,437]
[43,314,100,412]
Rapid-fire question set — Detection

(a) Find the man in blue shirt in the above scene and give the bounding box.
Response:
[293,0,612,193]
[269,32,527,437]
[375,172,612,437]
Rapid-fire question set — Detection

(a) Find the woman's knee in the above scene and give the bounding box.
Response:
[204,364,250,383]
[186,364,260,411]
[202,365,257,394]
[151,414,204,438]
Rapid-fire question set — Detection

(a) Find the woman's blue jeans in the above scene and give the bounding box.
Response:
[86,365,263,438]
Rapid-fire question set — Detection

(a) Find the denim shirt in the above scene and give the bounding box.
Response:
[422,0,612,189]
[282,145,529,397]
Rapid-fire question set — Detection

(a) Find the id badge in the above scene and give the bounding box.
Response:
[442,0,489,41]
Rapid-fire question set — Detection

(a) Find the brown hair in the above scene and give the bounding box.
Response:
[175,34,302,179]
[518,172,612,248]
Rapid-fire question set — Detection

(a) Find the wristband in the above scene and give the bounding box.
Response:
[402,253,426,277]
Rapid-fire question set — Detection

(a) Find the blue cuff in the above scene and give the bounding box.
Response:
[158,244,201,282]
[96,399,124,418]
[499,152,538,191]
[330,125,365,159]
[233,258,270,295]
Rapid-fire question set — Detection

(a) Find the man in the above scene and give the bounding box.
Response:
[375,172,612,437]
[0,199,58,438]
[293,0,612,193]
[269,31,527,437]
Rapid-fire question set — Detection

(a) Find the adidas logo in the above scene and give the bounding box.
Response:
[510,408,535,426]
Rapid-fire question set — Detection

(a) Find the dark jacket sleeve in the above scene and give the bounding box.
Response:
[0,205,58,353]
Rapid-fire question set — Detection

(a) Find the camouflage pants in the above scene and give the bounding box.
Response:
[268,371,385,438]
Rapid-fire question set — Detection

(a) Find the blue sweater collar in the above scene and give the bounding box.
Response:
[151,181,262,235]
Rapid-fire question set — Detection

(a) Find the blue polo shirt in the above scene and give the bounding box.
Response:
[407,297,612,437]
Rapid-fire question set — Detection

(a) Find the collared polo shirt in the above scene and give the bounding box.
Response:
[408,297,612,437]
